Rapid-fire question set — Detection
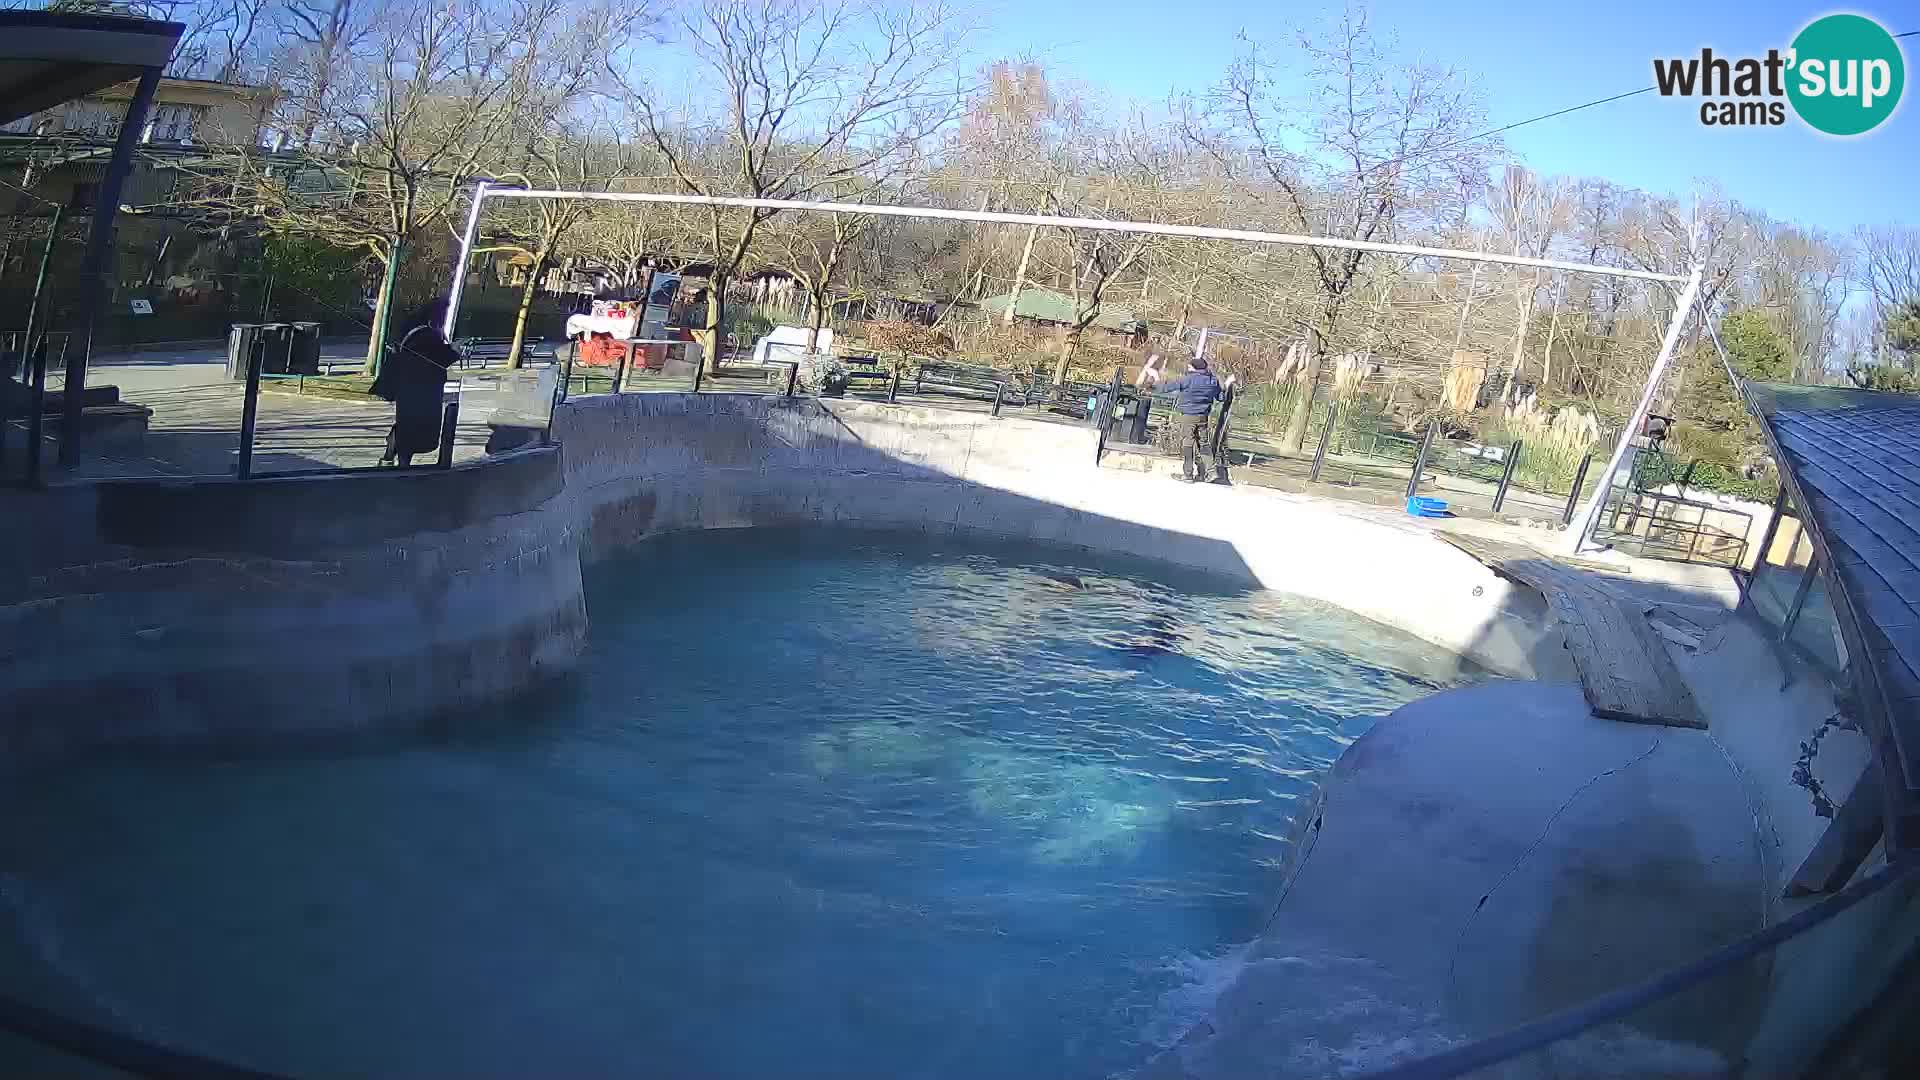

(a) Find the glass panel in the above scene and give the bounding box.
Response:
[1749,512,1812,628]
[1787,570,1845,674]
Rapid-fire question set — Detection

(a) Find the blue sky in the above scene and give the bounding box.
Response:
[970,0,1917,235]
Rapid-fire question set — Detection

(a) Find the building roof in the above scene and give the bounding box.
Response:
[976,287,1142,333]
[0,10,182,127]
[1746,382,1920,848]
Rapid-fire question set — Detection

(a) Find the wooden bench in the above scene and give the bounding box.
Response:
[914,361,1025,405]
[840,353,892,392]
[453,336,557,368]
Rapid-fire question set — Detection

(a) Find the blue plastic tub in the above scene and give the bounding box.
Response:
[1406,496,1450,518]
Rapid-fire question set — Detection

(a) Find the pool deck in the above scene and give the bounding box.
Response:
[1142,544,1873,1079]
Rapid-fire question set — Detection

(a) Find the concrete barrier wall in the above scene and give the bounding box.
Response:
[1,392,1564,770]
[552,393,1563,678]
[0,447,585,768]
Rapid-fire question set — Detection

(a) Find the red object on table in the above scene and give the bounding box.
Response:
[577,332,626,368]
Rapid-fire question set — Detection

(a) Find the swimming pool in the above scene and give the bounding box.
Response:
[0,529,1476,1078]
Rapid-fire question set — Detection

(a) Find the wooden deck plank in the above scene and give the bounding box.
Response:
[1437,531,1706,729]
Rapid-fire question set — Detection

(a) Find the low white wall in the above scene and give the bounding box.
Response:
[552,393,1564,678]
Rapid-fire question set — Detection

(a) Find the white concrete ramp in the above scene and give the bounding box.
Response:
[1146,680,1768,1079]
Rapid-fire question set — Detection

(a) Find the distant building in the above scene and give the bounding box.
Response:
[1,76,268,208]
[0,77,276,346]
[3,75,264,144]
[976,286,1147,343]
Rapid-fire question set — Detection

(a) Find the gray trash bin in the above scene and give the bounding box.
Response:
[287,321,322,375]
[1120,387,1152,444]
[227,324,263,381]
[256,323,293,374]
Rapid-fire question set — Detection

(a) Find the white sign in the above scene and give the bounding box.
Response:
[129,299,153,315]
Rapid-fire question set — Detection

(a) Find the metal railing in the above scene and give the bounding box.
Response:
[1588,485,1753,567]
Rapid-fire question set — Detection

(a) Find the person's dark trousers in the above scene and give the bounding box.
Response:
[1173,411,1213,481]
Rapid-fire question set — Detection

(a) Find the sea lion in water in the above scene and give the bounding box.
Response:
[1038,571,1087,592]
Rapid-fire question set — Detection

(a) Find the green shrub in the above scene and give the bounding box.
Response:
[1847,361,1920,393]
[1477,396,1603,496]
[721,303,781,345]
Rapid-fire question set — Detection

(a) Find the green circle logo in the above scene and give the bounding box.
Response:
[1787,14,1905,136]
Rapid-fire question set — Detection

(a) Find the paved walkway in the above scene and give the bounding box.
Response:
[49,346,498,480]
[41,350,1093,481]
[28,353,1742,601]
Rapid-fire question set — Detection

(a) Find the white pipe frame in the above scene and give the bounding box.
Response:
[442,184,1705,550]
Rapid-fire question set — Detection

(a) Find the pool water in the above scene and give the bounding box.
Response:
[0,530,1475,1079]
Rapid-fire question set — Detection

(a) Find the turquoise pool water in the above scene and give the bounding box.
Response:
[0,530,1474,1078]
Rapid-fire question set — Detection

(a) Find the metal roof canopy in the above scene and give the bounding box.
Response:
[1748,382,1920,859]
[443,184,1706,554]
[0,10,183,127]
[0,9,181,469]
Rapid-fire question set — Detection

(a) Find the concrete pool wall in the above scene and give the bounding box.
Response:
[0,391,1557,764]
[553,392,1564,679]
[0,446,585,765]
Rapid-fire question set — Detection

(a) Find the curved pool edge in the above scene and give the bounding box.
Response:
[555,394,1572,683]
[0,445,588,771]
[1,393,1568,768]
[1141,678,1775,1080]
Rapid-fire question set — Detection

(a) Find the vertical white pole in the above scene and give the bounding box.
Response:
[443,180,490,339]
[1194,326,1211,362]
[1564,264,1705,554]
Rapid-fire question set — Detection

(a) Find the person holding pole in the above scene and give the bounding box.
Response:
[373,299,457,467]
[1156,355,1224,483]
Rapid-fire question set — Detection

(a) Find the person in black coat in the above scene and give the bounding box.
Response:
[373,299,457,466]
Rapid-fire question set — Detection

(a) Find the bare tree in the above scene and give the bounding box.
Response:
[941,59,1080,312]
[477,4,656,365]
[763,182,876,351]
[1187,3,1498,450]
[1033,118,1182,383]
[192,0,573,369]
[1857,225,1920,335]
[485,130,645,367]
[1750,220,1851,381]
[170,0,277,81]
[274,0,369,149]
[625,0,969,371]
[1488,165,1571,401]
